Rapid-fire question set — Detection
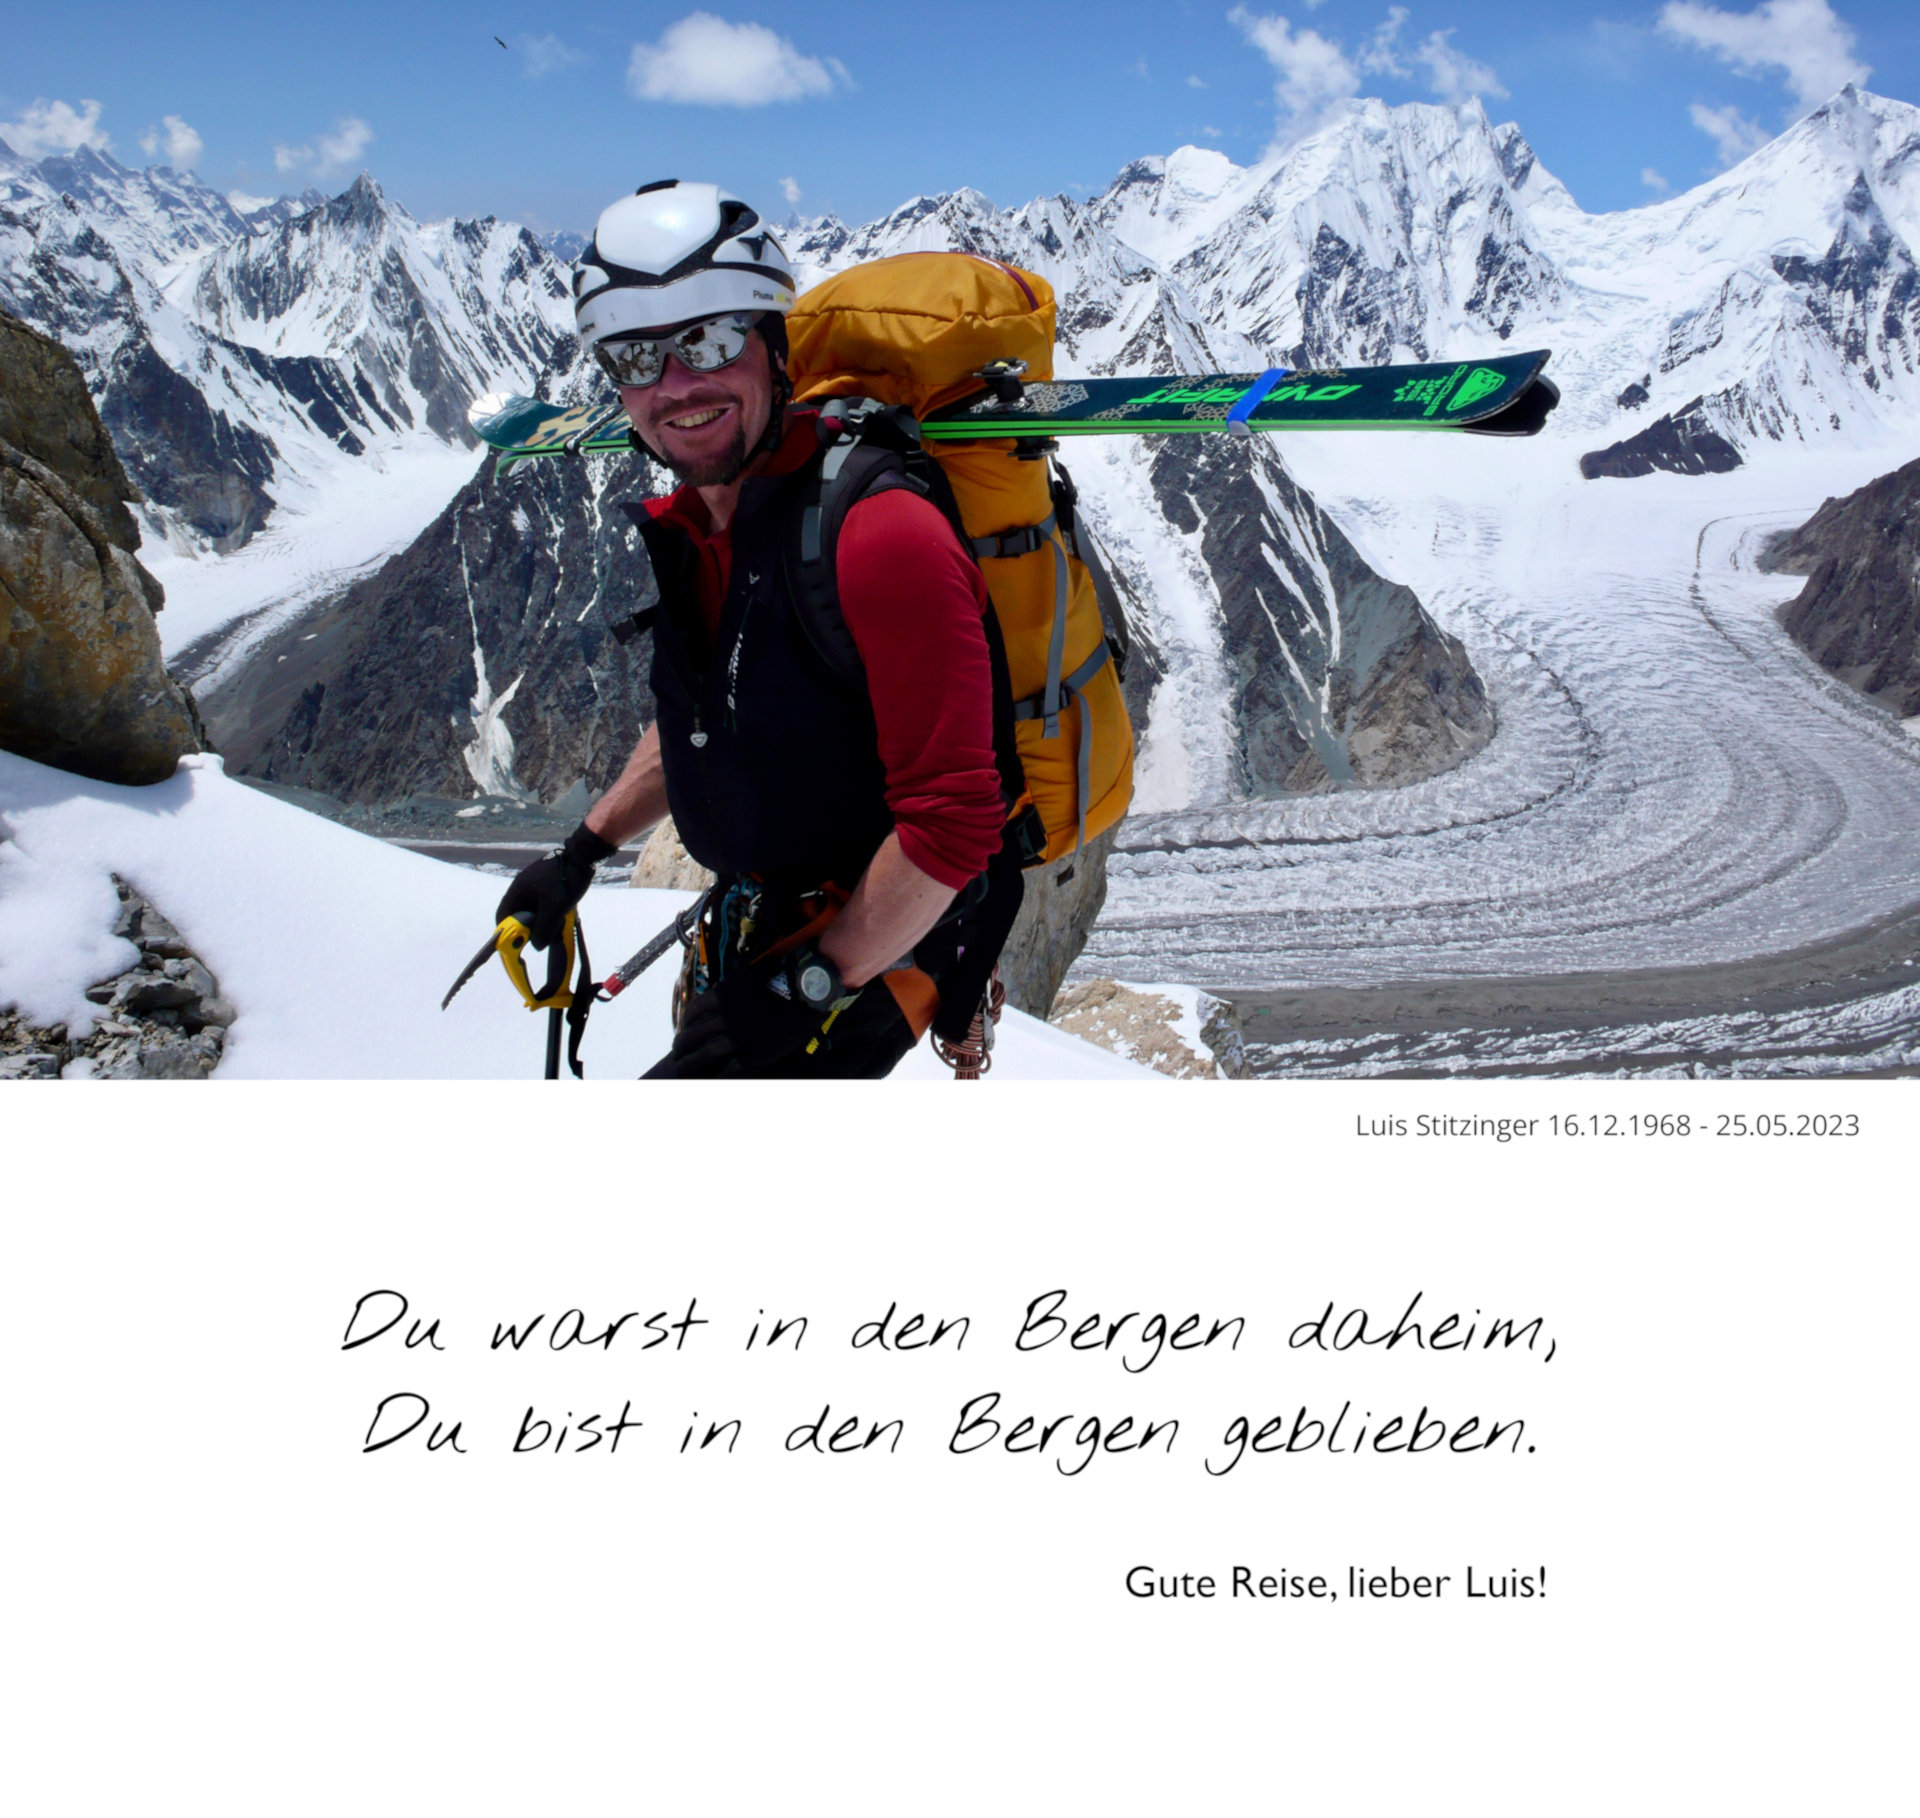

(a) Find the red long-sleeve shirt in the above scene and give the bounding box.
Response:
[644,417,1005,889]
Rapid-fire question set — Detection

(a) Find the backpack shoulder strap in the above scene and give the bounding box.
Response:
[788,400,1048,871]
[788,400,931,692]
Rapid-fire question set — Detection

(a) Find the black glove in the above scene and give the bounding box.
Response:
[495,823,618,950]
[644,964,857,1079]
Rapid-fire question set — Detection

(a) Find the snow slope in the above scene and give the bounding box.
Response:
[0,752,1152,1081]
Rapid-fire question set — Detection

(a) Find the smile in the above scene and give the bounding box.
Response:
[666,406,728,429]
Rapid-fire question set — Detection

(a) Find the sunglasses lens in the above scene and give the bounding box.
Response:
[595,339,666,387]
[671,315,753,371]
[595,315,758,387]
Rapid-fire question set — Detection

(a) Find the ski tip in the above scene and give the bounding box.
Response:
[469,391,513,428]
[1461,372,1561,438]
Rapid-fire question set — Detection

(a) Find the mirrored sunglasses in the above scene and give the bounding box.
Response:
[593,314,758,388]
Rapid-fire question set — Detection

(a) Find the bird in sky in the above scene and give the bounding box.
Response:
[493,36,507,51]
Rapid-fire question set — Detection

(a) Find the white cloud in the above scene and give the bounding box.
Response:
[779,174,802,204]
[316,118,374,170]
[1187,74,1207,88]
[274,116,375,177]
[1201,125,1224,138]
[518,33,585,79]
[1659,0,1869,113]
[1234,8,1504,142]
[138,115,203,169]
[1358,10,1505,101]
[1641,166,1671,193]
[1134,59,1151,79]
[1229,7,1361,140]
[0,97,111,158]
[1360,7,1411,78]
[1416,29,1508,102]
[627,13,848,107]
[1689,99,1772,165]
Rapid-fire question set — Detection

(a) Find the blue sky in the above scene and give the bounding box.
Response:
[4,2,1917,233]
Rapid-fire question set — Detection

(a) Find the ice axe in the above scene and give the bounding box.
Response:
[441,910,594,1078]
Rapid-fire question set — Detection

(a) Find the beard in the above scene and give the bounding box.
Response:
[657,420,751,489]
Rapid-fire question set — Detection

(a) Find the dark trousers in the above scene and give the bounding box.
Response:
[642,983,919,1080]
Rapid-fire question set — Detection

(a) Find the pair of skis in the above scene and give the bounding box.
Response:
[468,349,1559,469]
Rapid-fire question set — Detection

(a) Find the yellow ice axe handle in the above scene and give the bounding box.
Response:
[496,911,577,1012]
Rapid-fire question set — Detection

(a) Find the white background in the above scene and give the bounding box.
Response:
[5,1079,1912,1814]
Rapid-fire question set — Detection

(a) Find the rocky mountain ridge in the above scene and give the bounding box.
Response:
[213,448,660,806]
[0,144,572,552]
[1766,453,1920,718]
[22,87,1920,825]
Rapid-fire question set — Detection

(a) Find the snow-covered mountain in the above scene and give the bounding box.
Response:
[15,88,1920,819]
[774,86,1920,804]
[0,144,573,552]
[793,84,1920,466]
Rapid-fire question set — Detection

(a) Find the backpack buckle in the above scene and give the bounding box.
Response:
[817,395,922,450]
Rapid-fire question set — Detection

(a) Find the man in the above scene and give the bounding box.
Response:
[497,180,1011,1078]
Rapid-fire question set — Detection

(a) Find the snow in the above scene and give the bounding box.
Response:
[150,441,482,673]
[0,752,1156,1081]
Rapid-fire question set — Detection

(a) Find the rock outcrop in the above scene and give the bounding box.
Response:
[1766,453,1920,716]
[0,876,232,1079]
[630,817,714,893]
[0,310,205,785]
[1147,436,1493,793]
[997,830,1117,1017]
[98,336,278,551]
[1048,976,1249,1078]
[1579,397,1744,480]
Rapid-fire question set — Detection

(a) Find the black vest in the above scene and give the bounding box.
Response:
[629,461,897,884]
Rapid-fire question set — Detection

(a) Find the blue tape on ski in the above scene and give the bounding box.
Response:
[1226,367,1291,438]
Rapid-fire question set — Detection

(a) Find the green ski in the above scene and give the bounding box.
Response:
[469,350,1557,471]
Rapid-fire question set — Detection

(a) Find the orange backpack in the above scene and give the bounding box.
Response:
[787,253,1134,865]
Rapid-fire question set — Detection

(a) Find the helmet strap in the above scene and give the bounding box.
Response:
[730,316,793,479]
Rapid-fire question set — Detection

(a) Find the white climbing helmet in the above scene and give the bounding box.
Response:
[573,180,796,348]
